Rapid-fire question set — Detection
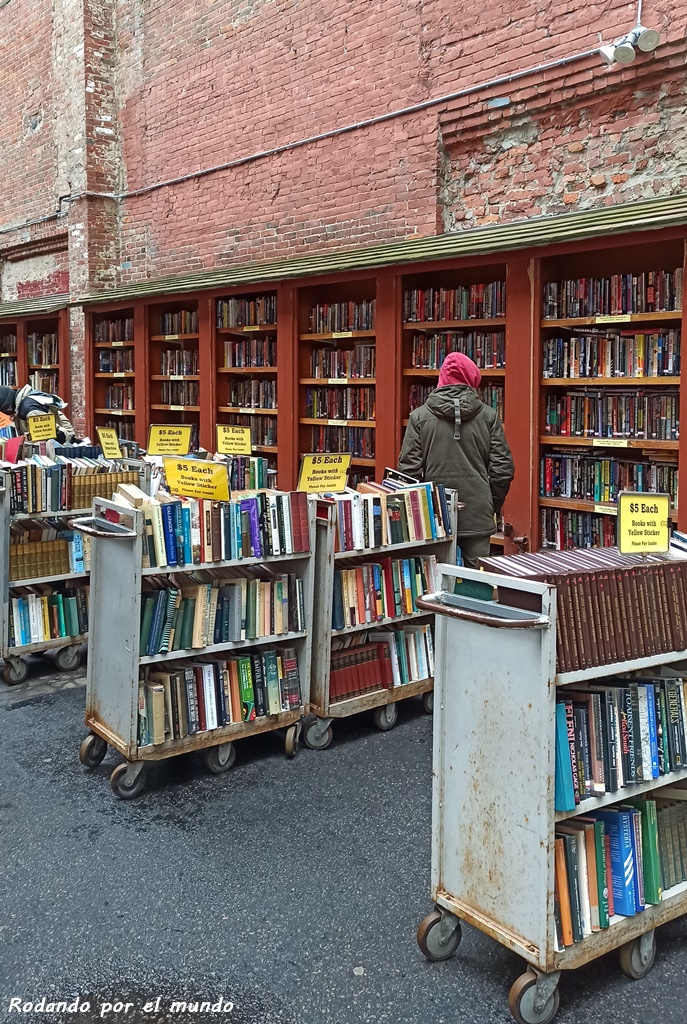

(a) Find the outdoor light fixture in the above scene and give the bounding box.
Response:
[598,24,661,65]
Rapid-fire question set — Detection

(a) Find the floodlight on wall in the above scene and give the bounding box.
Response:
[598,24,661,65]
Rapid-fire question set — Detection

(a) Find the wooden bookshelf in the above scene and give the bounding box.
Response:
[214,289,279,476]
[0,310,70,421]
[88,307,139,442]
[0,319,19,392]
[147,300,201,450]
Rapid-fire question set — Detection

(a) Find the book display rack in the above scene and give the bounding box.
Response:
[76,491,316,799]
[148,299,201,451]
[303,485,457,750]
[416,562,687,1024]
[91,307,139,442]
[0,309,70,408]
[0,456,149,684]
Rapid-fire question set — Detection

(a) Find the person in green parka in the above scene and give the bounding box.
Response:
[398,351,514,568]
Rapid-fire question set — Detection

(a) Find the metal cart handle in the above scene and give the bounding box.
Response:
[68,516,137,539]
[416,595,550,630]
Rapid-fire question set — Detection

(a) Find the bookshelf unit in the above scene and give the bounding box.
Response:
[215,289,279,475]
[416,563,687,1024]
[148,299,202,451]
[0,309,70,409]
[538,238,684,551]
[0,320,19,390]
[304,490,457,750]
[91,306,140,442]
[76,495,316,799]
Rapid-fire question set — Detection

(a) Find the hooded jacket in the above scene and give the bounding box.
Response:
[398,384,514,537]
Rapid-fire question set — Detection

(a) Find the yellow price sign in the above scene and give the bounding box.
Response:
[298,453,351,493]
[27,413,57,441]
[164,458,230,501]
[593,438,629,448]
[216,424,253,456]
[595,314,632,324]
[147,423,192,455]
[96,427,123,459]
[617,491,671,555]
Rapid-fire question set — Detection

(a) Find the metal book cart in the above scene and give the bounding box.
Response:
[0,459,150,685]
[75,496,316,799]
[303,493,458,750]
[415,563,687,1024]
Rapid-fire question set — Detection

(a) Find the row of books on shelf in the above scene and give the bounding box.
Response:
[138,646,302,746]
[543,270,683,319]
[216,295,276,329]
[332,555,440,630]
[555,677,687,813]
[229,380,276,408]
[540,454,678,505]
[327,481,452,551]
[308,300,376,334]
[304,387,375,421]
[543,390,679,440]
[160,348,198,375]
[30,371,58,392]
[228,456,272,491]
[111,484,310,568]
[309,426,375,458]
[4,457,140,515]
[541,509,617,551]
[27,333,58,364]
[228,414,276,445]
[0,333,17,353]
[542,331,680,378]
[140,570,305,656]
[9,584,89,647]
[402,282,506,322]
[0,362,18,387]
[159,382,198,406]
[329,623,434,703]
[409,331,505,369]
[553,793,685,948]
[480,550,687,673]
[310,345,375,379]
[95,317,134,343]
[9,527,89,581]
[98,350,134,372]
[103,384,135,410]
[222,338,276,368]
[159,310,198,335]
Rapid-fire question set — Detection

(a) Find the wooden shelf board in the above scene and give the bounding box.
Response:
[216,324,277,335]
[299,330,376,342]
[94,408,135,416]
[252,445,278,453]
[150,374,200,381]
[300,418,376,427]
[7,633,87,654]
[149,334,199,342]
[10,569,89,588]
[94,341,134,348]
[402,367,505,377]
[218,406,277,416]
[349,457,376,466]
[558,647,687,685]
[142,549,310,577]
[490,532,505,546]
[555,768,687,821]
[28,364,59,370]
[217,366,277,374]
[541,376,680,386]
[149,404,200,412]
[332,609,431,636]
[0,352,18,358]
[325,675,433,718]
[540,435,679,450]
[299,377,376,385]
[542,310,682,328]
[139,629,308,664]
[94,372,135,379]
[403,318,505,330]
[539,495,678,521]
[334,535,453,560]
[10,508,91,521]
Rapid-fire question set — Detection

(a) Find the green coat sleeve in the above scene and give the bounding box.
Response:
[398,414,424,479]
[488,416,515,516]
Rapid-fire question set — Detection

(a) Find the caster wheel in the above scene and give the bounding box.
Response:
[110,763,146,800]
[508,972,560,1024]
[285,724,299,759]
[303,721,333,750]
[422,691,434,714]
[203,742,236,775]
[416,909,462,962]
[3,660,28,686]
[55,646,81,672]
[619,933,656,979]
[79,733,107,768]
[373,702,398,731]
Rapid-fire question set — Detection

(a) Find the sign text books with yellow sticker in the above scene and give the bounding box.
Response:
[617,491,671,555]
[147,423,192,456]
[298,453,351,492]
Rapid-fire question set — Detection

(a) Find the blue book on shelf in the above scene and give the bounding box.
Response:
[231,502,241,559]
[590,808,637,917]
[181,504,192,565]
[555,702,576,812]
[422,484,437,539]
[160,503,178,567]
[332,570,345,630]
[72,529,85,573]
[20,599,31,646]
[172,501,185,567]
[639,682,660,779]
[146,591,167,657]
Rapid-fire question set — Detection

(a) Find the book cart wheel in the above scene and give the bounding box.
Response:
[203,742,236,775]
[416,909,462,962]
[508,970,560,1024]
[373,702,398,731]
[55,646,81,672]
[422,690,434,714]
[79,733,107,768]
[284,724,300,759]
[303,719,333,751]
[110,762,146,800]
[618,931,656,980]
[2,658,28,686]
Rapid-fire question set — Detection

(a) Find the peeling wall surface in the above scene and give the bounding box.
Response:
[0,0,685,290]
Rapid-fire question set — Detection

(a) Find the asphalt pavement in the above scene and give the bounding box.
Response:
[0,662,686,1024]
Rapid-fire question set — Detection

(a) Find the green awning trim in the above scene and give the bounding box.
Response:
[0,293,69,321]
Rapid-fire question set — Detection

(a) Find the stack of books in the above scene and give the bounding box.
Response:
[332,555,440,629]
[3,456,140,514]
[9,584,89,647]
[9,522,88,581]
[329,623,434,702]
[324,479,451,552]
